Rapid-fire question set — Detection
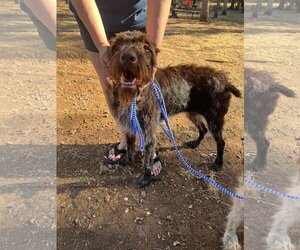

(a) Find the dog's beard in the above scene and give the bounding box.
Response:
[118,87,137,107]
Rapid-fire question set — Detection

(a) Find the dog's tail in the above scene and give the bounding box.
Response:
[226,84,242,98]
[271,84,296,98]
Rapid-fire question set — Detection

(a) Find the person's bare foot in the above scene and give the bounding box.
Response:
[108,136,127,163]
[151,152,162,177]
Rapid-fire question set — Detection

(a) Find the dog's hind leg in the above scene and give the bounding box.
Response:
[222,185,244,250]
[185,112,208,149]
[266,185,300,250]
[246,120,270,171]
[207,115,225,171]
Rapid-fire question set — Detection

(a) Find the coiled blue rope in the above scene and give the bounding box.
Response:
[130,79,300,201]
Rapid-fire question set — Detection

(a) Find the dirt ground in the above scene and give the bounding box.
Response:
[244,4,300,250]
[57,1,244,250]
[0,1,56,249]
[1,1,299,249]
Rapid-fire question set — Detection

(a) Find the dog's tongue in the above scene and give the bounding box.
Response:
[121,75,136,88]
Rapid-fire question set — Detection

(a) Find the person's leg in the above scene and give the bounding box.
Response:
[88,51,127,161]
[71,10,162,171]
[70,14,126,161]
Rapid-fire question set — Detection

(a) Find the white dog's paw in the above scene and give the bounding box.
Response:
[222,233,241,250]
[266,234,295,250]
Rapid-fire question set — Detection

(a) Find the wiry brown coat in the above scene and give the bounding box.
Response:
[108,31,241,187]
[245,68,296,171]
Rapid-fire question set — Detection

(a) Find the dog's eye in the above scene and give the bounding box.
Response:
[143,44,150,51]
[111,43,122,52]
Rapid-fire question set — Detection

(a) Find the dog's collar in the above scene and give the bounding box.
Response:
[136,81,152,101]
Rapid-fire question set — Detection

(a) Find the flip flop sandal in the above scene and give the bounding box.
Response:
[150,154,164,181]
[106,143,128,165]
[138,154,163,187]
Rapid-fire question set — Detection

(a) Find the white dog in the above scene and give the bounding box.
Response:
[266,162,300,250]
[222,182,243,250]
[222,159,300,250]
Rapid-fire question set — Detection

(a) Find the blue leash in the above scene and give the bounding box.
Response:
[151,80,244,200]
[244,178,300,201]
[130,79,300,201]
[130,96,145,152]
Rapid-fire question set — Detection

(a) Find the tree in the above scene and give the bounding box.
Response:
[222,0,228,15]
[200,0,209,21]
[265,0,274,15]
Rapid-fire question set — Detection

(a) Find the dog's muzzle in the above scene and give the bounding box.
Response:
[120,70,138,89]
[118,50,141,89]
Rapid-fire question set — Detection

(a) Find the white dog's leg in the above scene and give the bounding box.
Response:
[266,180,300,250]
[222,186,244,250]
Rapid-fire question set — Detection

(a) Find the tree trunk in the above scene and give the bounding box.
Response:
[265,0,274,15]
[222,0,228,15]
[200,0,209,21]
[296,0,300,12]
[252,0,262,18]
[214,0,221,17]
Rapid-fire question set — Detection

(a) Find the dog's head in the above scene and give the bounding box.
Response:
[107,31,159,107]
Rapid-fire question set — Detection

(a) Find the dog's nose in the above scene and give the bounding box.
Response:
[120,50,138,64]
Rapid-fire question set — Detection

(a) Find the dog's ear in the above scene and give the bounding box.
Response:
[155,47,160,54]
[108,34,125,58]
[108,36,117,58]
[148,42,160,66]
[149,42,160,55]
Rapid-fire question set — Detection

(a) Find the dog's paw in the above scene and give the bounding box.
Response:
[266,233,295,250]
[212,162,223,172]
[247,158,266,171]
[184,140,199,149]
[222,233,241,250]
[138,173,152,188]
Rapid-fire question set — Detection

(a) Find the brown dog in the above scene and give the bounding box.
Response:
[107,31,241,187]
[245,68,296,171]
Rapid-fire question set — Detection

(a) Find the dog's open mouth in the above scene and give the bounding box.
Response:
[120,70,139,89]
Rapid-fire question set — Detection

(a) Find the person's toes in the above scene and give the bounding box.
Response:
[158,165,162,174]
[157,166,161,176]
[114,155,121,161]
[152,162,162,176]
[108,149,114,159]
[152,166,156,176]
[110,154,120,162]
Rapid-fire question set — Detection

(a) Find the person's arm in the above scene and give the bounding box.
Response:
[70,0,109,48]
[147,0,172,49]
[23,0,57,36]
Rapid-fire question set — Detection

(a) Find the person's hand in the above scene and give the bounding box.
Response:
[152,51,160,80]
[98,44,114,97]
[98,44,110,79]
[152,67,157,80]
[98,44,109,60]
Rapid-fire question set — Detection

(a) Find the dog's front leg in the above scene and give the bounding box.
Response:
[138,126,156,188]
[126,133,135,165]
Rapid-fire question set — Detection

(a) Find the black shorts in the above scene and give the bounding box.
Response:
[69,0,147,53]
[74,15,146,53]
